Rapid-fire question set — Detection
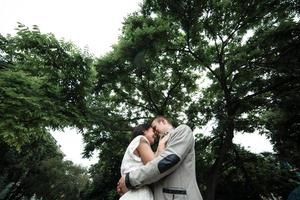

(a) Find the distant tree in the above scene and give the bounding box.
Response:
[22,159,90,200]
[195,134,299,200]
[0,130,90,200]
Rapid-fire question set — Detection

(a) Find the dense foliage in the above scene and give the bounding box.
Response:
[0,24,92,200]
[1,0,299,199]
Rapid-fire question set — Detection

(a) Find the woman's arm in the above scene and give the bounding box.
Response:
[135,135,169,164]
[135,137,155,164]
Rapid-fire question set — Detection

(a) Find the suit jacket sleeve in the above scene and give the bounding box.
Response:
[125,124,194,189]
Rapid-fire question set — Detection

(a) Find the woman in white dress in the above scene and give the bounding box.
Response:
[119,123,169,200]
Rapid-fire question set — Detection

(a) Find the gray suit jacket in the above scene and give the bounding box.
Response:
[125,124,203,200]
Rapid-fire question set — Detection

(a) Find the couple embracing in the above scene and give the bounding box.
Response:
[117,116,203,200]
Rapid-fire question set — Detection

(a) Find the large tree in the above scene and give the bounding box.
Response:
[0,25,92,200]
[83,0,299,199]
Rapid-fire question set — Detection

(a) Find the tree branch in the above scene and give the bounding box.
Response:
[241,76,299,101]
[139,77,160,113]
[161,75,182,113]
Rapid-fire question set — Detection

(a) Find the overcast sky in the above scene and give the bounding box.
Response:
[0,0,142,57]
[1,0,273,168]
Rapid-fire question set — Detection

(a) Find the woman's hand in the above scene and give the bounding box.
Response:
[117,176,128,196]
[155,133,170,156]
[158,133,170,146]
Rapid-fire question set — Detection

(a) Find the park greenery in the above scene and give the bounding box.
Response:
[1,0,299,199]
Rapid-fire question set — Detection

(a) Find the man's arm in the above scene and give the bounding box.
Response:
[125,124,194,189]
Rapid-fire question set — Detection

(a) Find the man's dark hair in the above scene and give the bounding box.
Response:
[153,115,172,125]
[131,123,151,141]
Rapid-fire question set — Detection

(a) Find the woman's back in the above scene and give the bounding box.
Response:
[119,135,154,200]
[120,135,149,175]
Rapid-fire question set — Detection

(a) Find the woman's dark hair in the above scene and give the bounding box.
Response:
[131,123,151,141]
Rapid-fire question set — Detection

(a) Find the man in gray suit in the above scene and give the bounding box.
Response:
[118,116,203,200]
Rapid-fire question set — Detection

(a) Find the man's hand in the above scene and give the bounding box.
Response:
[117,176,128,196]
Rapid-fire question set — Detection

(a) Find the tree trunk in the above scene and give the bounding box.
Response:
[233,147,262,200]
[205,114,235,200]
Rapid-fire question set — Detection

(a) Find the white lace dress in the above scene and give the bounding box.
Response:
[120,135,154,200]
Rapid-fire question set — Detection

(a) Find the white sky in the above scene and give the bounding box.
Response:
[199,120,273,154]
[0,0,143,57]
[50,128,98,168]
[1,0,273,168]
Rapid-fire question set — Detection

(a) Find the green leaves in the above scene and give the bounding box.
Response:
[0,132,90,200]
[0,26,93,199]
[0,25,93,149]
[1,1,299,199]
[84,1,300,200]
